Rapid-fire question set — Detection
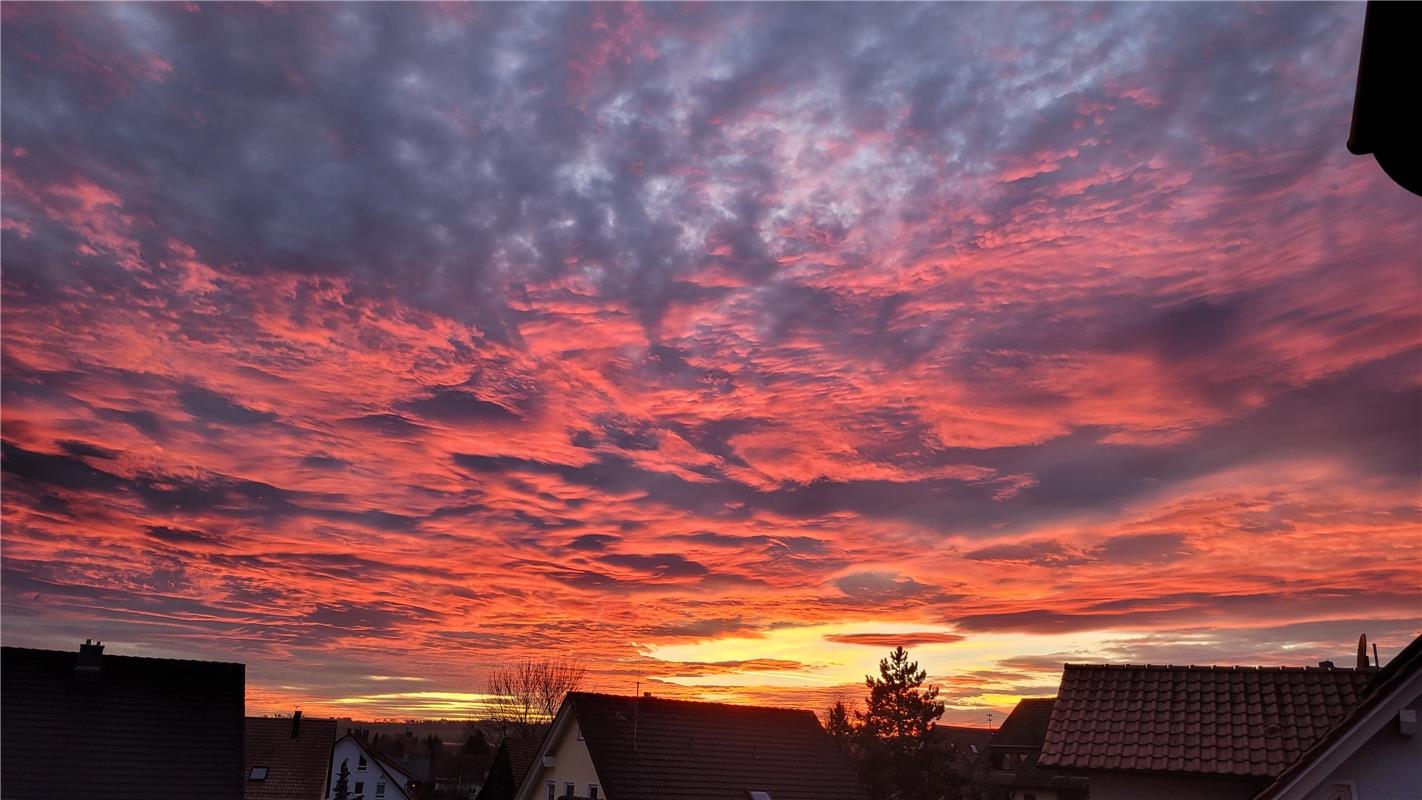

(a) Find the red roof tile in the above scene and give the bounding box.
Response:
[568,692,867,800]
[1255,634,1422,799]
[1038,663,1375,778]
[245,715,338,800]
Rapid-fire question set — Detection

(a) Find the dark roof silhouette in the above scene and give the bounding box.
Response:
[985,700,1077,794]
[562,692,867,800]
[1347,1,1422,195]
[934,723,994,765]
[1039,663,1376,778]
[245,714,338,800]
[477,735,544,800]
[989,697,1055,748]
[503,735,542,784]
[1,643,245,800]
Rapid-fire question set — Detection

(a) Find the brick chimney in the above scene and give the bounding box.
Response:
[291,709,302,739]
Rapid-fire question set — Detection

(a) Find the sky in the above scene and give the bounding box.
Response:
[2,2,1419,724]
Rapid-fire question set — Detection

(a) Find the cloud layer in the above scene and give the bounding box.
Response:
[2,2,1418,720]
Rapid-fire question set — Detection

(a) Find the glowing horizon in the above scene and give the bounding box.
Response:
[2,2,1418,723]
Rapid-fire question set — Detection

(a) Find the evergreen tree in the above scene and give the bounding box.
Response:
[333,760,351,800]
[855,647,950,800]
[826,700,858,752]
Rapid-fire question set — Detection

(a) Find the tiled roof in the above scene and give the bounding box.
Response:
[568,692,868,800]
[1255,634,1422,799]
[503,735,542,783]
[989,698,1055,749]
[1038,663,1375,778]
[245,715,338,800]
[476,735,542,800]
[1,644,245,800]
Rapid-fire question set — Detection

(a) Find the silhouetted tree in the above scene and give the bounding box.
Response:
[855,647,952,800]
[462,729,490,756]
[333,760,351,800]
[487,658,586,738]
[826,700,858,752]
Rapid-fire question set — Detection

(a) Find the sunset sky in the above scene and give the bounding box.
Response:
[2,2,1419,723]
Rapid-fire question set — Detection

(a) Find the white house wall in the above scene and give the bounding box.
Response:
[328,738,410,800]
[1299,692,1422,800]
[517,717,604,800]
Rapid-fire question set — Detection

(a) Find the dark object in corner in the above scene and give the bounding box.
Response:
[1348,2,1422,196]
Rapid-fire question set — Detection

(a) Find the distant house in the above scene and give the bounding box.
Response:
[1037,660,1378,800]
[329,733,421,800]
[1,640,245,800]
[932,724,994,776]
[478,735,543,800]
[512,691,868,800]
[1254,633,1422,800]
[983,698,1086,800]
[246,712,338,800]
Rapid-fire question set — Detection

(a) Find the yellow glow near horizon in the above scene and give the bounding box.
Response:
[646,621,1125,698]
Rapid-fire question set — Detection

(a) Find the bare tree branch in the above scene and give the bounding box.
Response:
[486,658,587,740]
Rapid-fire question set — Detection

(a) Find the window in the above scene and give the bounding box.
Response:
[589,786,599,800]
[748,792,774,800]
[249,767,268,781]
[565,782,576,798]
[969,744,978,754]
[354,783,364,795]
[358,755,368,770]
[546,781,556,800]
[376,783,386,797]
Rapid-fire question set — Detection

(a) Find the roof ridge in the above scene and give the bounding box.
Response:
[1063,662,1377,672]
[569,691,818,716]
[0,645,246,668]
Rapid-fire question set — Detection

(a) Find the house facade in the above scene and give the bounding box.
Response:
[512,692,867,800]
[329,734,419,800]
[520,711,604,800]
[983,698,1086,800]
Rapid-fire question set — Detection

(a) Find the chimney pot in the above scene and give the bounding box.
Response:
[1319,660,1335,669]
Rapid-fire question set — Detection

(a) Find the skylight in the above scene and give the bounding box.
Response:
[249,767,268,781]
